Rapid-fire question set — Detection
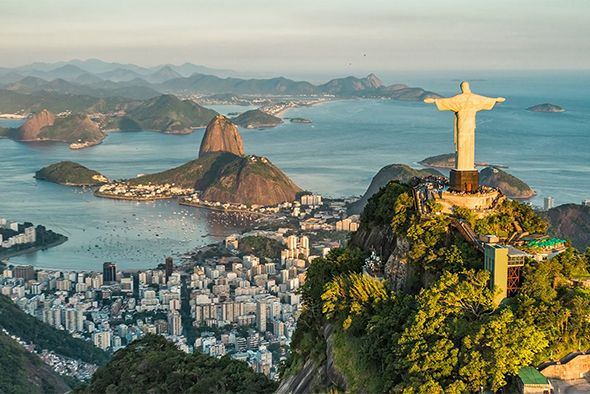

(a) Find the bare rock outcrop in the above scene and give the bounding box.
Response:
[18,109,56,140]
[198,115,244,158]
[275,325,348,394]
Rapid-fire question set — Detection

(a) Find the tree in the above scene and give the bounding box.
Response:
[322,272,388,330]
[515,248,590,361]
[286,248,365,372]
[397,270,547,392]
[78,335,276,394]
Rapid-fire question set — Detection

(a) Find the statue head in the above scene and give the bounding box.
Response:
[460,81,471,93]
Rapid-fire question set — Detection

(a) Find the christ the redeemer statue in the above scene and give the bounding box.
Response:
[424,81,505,192]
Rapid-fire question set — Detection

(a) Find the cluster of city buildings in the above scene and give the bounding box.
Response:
[259,98,329,116]
[542,196,590,210]
[0,218,36,249]
[0,193,360,380]
[180,193,286,215]
[292,195,360,232]
[0,215,345,380]
[95,182,192,200]
[1,328,97,381]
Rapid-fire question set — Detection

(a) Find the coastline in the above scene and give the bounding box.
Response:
[178,200,274,217]
[94,191,175,201]
[69,139,103,150]
[0,236,68,260]
[0,114,27,119]
[271,98,337,117]
[9,136,104,150]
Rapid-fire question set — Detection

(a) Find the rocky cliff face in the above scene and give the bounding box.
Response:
[38,114,104,145]
[200,155,302,206]
[348,164,442,214]
[546,204,590,250]
[199,115,245,157]
[276,325,348,394]
[17,109,56,140]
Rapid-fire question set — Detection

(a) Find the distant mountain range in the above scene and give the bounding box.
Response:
[1,58,235,79]
[0,60,439,107]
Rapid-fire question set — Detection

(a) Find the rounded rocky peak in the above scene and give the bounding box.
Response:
[198,115,244,158]
[365,73,383,88]
[19,109,56,140]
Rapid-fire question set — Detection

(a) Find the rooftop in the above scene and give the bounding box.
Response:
[518,366,549,385]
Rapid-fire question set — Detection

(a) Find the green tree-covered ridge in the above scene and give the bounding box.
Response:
[285,181,590,393]
[35,161,108,186]
[232,109,282,128]
[0,331,71,394]
[76,334,277,394]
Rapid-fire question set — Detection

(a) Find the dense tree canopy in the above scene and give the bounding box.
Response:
[285,181,590,393]
[78,335,276,394]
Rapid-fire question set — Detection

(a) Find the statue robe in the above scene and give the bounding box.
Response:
[433,93,498,171]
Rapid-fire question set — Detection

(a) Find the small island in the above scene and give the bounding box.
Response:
[35,161,108,186]
[232,109,282,129]
[289,117,312,124]
[527,103,565,113]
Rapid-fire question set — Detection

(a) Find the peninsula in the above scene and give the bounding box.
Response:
[420,153,507,169]
[478,166,535,199]
[2,110,105,149]
[96,115,302,206]
[0,219,68,259]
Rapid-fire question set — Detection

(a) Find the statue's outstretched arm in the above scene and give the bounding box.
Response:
[424,98,436,104]
[496,97,506,103]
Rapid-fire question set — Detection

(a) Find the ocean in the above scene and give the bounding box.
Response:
[1,71,589,270]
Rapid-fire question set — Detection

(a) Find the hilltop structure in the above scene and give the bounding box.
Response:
[424,81,505,193]
[416,82,506,216]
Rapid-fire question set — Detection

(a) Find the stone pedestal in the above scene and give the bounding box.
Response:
[449,169,479,192]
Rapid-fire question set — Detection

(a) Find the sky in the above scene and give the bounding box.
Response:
[2,0,589,76]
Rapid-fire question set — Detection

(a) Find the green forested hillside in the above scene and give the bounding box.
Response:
[38,114,105,144]
[232,109,282,128]
[0,331,70,394]
[35,161,108,186]
[284,181,590,393]
[0,89,134,113]
[77,334,277,394]
[111,94,217,132]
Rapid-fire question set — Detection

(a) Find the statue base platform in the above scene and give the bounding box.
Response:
[412,177,505,218]
[450,169,479,192]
